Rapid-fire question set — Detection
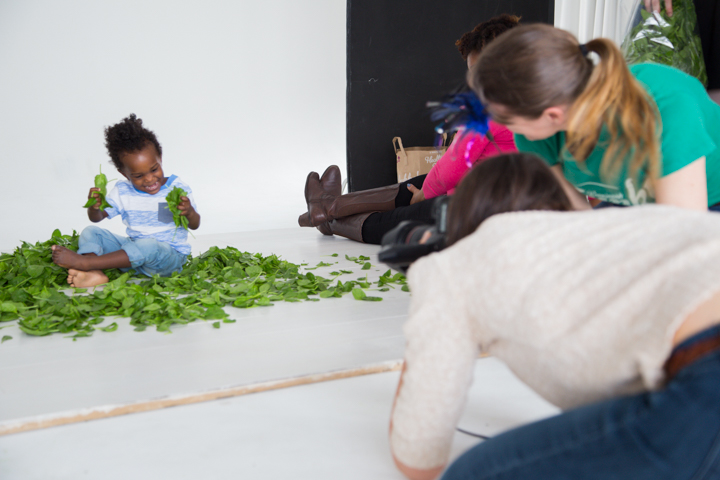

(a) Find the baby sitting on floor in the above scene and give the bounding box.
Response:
[52,114,200,287]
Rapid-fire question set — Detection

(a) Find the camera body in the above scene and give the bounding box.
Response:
[378,196,449,274]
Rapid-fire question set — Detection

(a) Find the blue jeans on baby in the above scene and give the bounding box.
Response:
[77,225,187,277]
[442,325,720,480]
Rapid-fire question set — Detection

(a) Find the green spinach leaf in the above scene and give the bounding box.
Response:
[82,165,114,211]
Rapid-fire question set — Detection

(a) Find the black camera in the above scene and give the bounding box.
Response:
[378,196,450,274]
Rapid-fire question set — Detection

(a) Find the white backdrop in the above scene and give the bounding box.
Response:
[555,0,640,45]
[0,0,346,253]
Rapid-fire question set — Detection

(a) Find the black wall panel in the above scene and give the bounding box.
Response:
[346,0,554,192]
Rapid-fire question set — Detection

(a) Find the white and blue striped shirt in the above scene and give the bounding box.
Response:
[105,175,198,255]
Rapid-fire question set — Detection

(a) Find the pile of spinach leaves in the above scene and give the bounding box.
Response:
[0,231,407,339]
[622,0,707,86]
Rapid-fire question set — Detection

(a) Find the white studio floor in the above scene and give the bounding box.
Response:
[0,228,559,479]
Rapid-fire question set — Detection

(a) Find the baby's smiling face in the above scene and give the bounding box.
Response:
[118,143,167,195]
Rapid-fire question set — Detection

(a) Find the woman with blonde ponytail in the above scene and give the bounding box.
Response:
[470,24,720,211]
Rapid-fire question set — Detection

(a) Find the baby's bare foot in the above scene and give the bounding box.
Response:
[67,269,109,288]
[51,245,87,269]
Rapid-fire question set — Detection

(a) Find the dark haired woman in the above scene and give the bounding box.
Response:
[297,15,519,244]
[390,152,720,480]
[470,24,720,212]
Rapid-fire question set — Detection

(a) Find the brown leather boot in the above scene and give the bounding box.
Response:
[318,165,342,198]
[298,212,333,235]
[305,183,399,227]
[298,166,342,230]
[325,212,373,243]
[313,166,341,235]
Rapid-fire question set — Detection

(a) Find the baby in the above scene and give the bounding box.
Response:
[52,114,200,287]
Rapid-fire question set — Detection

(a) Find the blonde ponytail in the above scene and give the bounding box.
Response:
[565,39,661,181]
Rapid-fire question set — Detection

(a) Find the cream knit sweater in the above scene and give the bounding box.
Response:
[390,205,720,470]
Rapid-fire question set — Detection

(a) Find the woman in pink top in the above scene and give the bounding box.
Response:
[297,15,519,244]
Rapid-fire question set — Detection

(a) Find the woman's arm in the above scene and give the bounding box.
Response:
[390,364,446,480]
[423,124,514,199]
[422,134,471,200]
[654,157,708,210]
[422,125,517,199]
[389,259,479,478]
[550,165,591,211]
[393,454,445,480]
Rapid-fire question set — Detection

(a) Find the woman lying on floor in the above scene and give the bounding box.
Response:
[297,14,519,244]
[390,152,720,480]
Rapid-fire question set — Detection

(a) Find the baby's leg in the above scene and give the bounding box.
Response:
[127,239,187,277]
[76,225,126,257]
[52,226,132,286]
[52,245,131,270]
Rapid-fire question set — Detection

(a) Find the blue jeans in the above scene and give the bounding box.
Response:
[442,325,720,480]
[77,225,187,277]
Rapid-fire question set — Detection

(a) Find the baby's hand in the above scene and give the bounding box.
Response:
[178,196,194,217]
[87,187,102,210]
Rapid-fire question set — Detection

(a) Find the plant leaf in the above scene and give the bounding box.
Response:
[351,288,366,300]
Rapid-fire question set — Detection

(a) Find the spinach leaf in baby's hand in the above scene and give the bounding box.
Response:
[82,165,114,211]
[165,186,192,240]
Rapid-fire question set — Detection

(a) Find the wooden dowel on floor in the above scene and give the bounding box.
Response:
[0,359,403,436]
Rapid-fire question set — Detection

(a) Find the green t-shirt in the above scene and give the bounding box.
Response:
[515,63,720,206]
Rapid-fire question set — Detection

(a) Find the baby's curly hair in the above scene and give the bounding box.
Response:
[456,14,521,61]
[104,114,163,170]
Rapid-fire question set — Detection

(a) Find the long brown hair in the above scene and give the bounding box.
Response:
[468,24,661,181]
[445,152,573,247]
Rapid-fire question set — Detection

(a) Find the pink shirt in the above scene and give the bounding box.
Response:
[422,121,516,199]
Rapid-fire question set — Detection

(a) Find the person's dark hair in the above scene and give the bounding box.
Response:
[104,114,163,170]
[455,14,521,61]
[445,153,573,247]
